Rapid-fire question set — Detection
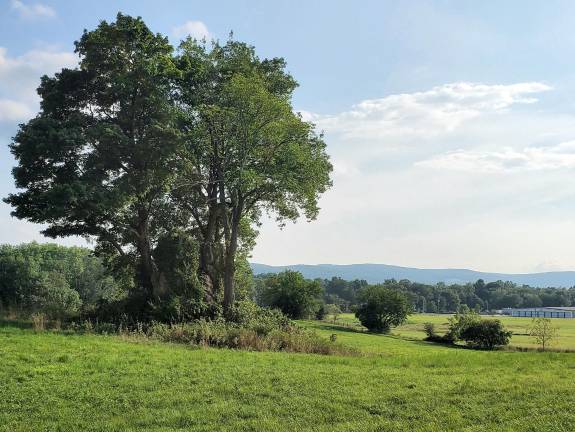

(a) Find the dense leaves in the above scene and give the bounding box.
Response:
[459,320,512,350]
[355,285,412,333]
[0,243,125,319]
[5,14,332,318]
[257,271,323,319]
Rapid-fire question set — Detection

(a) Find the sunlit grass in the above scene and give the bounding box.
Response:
[1,319,575,431]
[320,313,575,351]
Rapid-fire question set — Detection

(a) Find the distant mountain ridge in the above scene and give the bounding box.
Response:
[250,263,575,288]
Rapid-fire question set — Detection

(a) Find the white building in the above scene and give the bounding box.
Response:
[502,307,575,318]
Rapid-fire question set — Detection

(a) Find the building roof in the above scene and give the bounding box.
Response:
[503,307,575,311]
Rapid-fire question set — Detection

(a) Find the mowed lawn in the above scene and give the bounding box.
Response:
[2,320,575,431]
[326,313,575,350]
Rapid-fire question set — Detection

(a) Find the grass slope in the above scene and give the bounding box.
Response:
[1,320,575,431]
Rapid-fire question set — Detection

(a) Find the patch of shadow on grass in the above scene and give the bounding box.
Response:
[315,323,367,335]
[0,319,32,330]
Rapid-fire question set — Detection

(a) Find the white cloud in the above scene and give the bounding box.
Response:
[0,47,77,122]
[253,81,575,273]
[0,99,34,121]
[417,141,575,173]
[310,82,551,142]
[172,20,210,40]
[10,0,55,19]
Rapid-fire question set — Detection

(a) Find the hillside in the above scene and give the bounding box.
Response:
[2,318,575,431]
[251,263,575,287]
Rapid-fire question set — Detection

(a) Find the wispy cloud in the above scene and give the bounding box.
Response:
[0,47,77,122]
[172,20,210,40]
[308,82,552,141]
[416,142,575,173]
[10,0,55,19]
[0,99,34,122]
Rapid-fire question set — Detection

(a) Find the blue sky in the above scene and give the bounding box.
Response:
[3,0,575,272]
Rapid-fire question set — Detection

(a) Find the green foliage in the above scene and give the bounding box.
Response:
[320,277,575,315]
[4,14,183,301]
[227,300,291,335]
[34,271,81,319]
[175,39,332,308]
[445,310,481,342]
[355,285,412,333]
[5,14,332,315]
[153,232,202,297]
[423,322,437,339]
[459,319,512,350]
[258,271,323,319]
[0,243,125,318]
[324,303,342,323]
[146,319,355,355]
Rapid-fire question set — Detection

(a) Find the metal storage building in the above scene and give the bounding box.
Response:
[502,307,575,318]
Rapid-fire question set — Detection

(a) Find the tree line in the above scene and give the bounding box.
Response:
[316,277,575,313]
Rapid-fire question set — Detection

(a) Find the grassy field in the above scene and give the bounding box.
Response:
[1,317,575,431]
[323,313,575,350]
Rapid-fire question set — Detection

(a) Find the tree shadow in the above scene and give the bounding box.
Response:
[0,319,33,330]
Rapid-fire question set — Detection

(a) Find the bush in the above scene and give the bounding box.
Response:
[459,319,512,350]
[445,310,481,343]
[258,271,323,319]
[31,312,46,332]
[355,285,412,333]
[227,301,292,335]
[315,304,326,320]
[423,322,436,338]
[146,319,356,355]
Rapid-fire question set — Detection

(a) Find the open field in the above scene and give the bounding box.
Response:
[326,313,575,351]
[2,319,575,431]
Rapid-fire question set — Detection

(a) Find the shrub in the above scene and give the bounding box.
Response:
[423,322,436,338]
[325,303,342,323]
[31,312,46,332]
[227,301,292,335]
[459,319,512,350]
[315,304,326,320]
[445,310,481,343]
[355,285,412,333]
[258,271,323,319]
[146,319,356,355]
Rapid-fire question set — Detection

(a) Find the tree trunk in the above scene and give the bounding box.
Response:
[198,209,220,304]
[136,209,164,299]
[223,208,240,313]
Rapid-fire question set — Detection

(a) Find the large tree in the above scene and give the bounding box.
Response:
[6,17,332,316]
[174,40,332,311]
[5,14,183,302]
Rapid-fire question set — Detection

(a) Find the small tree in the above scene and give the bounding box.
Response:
[355,285,412,333]
[529,317,558,351]
[459,319,512,350]
[445,310,481,343]
[259,271,323,319]
[325,303,342,323]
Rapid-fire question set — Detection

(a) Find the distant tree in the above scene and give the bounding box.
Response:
[259,271,323,319]
[355,285,412,333]
[529,317,558,351]
[459,319,512,350]
[445,309,481,342]
[324,303,342,323]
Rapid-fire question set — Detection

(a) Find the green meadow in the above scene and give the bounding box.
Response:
[2,315,575,431]
[322,312,575,350]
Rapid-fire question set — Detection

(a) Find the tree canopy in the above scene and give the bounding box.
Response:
[5,14,332,318]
